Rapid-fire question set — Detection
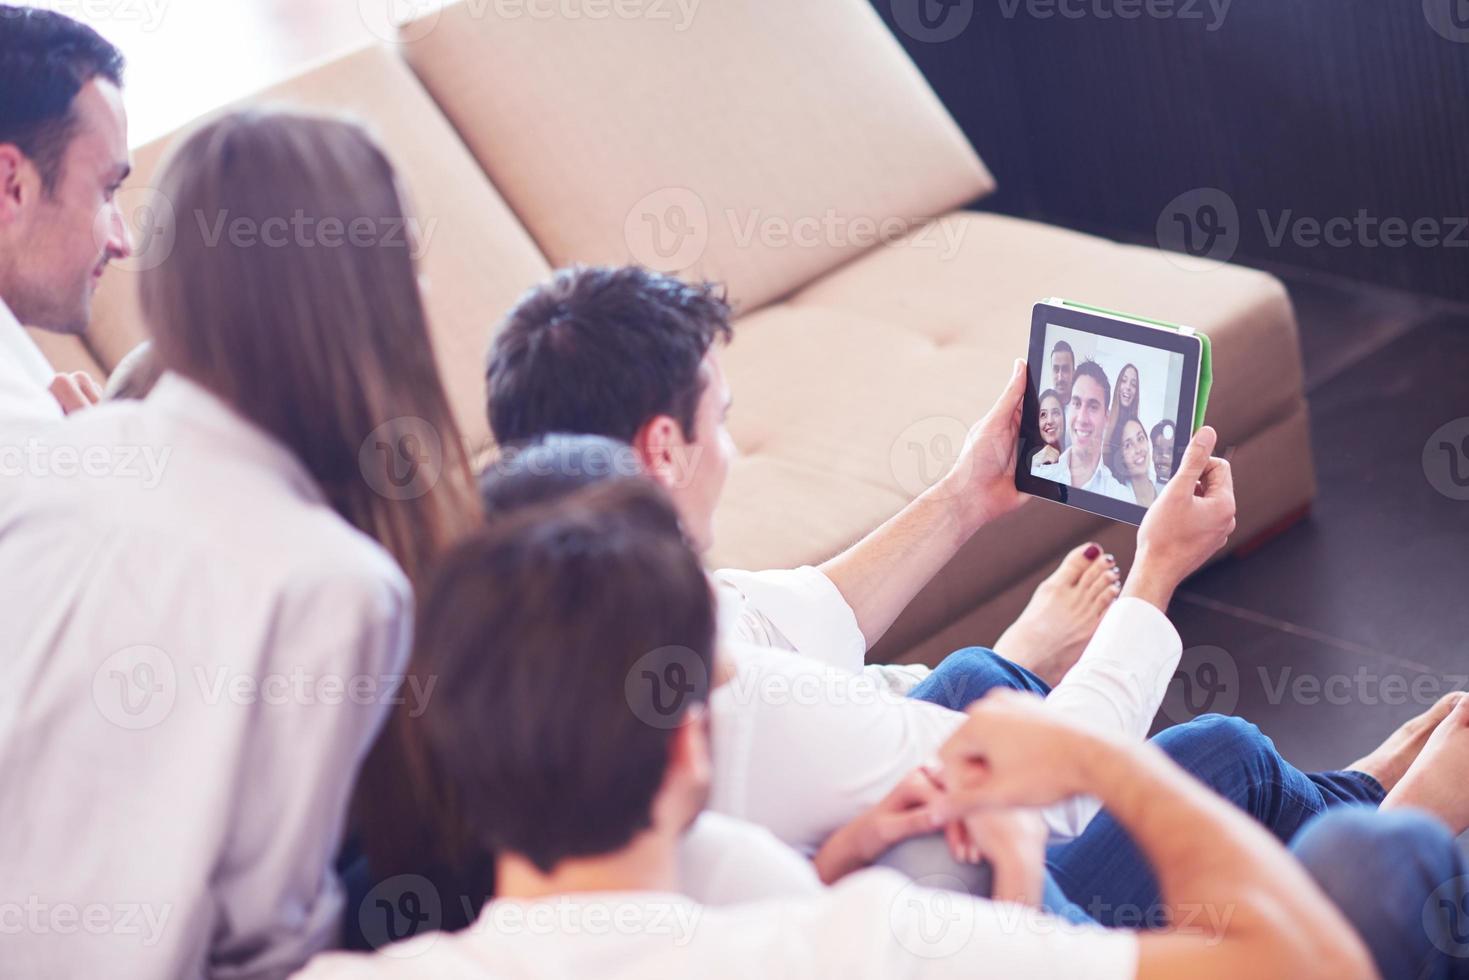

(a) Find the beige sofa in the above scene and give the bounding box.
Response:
[36,0,1315,664]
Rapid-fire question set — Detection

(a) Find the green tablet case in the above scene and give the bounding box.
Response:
[1052,299,1213,434]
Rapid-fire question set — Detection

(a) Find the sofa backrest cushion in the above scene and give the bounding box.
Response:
[399,0,993,313]
[86,44,551,451]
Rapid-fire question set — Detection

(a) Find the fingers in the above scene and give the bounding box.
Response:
[985,358,1026,424]
[49,374,90,415]
[887,805,946,846]
[1197,454,1234,501]
[72,372,103,404]
[1169,425,1218,487]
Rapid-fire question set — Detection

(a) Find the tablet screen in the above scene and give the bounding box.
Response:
[1017,302,1202,524]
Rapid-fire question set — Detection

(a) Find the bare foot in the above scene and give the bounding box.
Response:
[1379,694,1469,834]
[993,543,1120,687]
[1349,692,1468,795]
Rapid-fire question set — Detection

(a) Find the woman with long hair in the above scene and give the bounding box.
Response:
[145,107,490,955]
[1102,362,1140,466]
[1110,416,1158,506]
[0,108,480,978]
[1032,387,1066,465]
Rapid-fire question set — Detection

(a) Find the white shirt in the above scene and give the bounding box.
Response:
[290,868,1137,980]
[0,296,62,424]
[710,598,1181,850]
[1031,446,1130,501]
[0,374,412,979]
[713,566,931,694]
[679,812,822,904]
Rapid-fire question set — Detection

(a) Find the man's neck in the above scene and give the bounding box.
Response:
[496,829,681,901]
[1070,445,1100,486]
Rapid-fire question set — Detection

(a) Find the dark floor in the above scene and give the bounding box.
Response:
[1155,267,1469,778]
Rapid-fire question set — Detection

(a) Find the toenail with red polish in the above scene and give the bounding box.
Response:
[1084,544,1101,561]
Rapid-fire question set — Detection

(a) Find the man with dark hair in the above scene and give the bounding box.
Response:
[1150,419,1175,490]
[0,5,133,421]
[1031,358,1128,498]
[295,478,1469,980]
[481,267,1461,928]
[1050,339,1075,411]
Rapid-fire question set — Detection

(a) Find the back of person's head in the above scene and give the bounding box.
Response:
[486,265,732,445]
[479,433,645,519]
[417,480,715,874]
[0,5,123,193]
[140,110,483,887]
[139,108,479,586]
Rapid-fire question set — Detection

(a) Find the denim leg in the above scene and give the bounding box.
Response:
[907,646,1052,711]
[1047,714,1387,927]
[1292,808,1469,980]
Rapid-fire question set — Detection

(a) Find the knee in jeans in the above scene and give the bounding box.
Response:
[1164,714,1272,764]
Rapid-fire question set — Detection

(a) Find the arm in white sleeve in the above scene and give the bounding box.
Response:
[712,567,868,672]
[1038,597,1183,839]
[212,566,413,979]
[710,598,1180,850]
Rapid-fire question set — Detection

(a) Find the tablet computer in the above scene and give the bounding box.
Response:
[1015,299,1212,526]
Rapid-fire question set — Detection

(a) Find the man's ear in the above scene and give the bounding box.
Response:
[0,145,24,221]
[667,704,712,788]
[632,415,684,487]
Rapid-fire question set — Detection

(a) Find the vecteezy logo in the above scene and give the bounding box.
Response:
[100,185,177,274]
[358,0,443,43]
[359,417,444,501]
[92,645,178,730]
[889,415,971,498]
[891,0,975,43]
[891,874,976,959]
[1424,0,1469,42]
[359,874,443,955]
[1156,188,1241,270]
[623,187,710,273]
[1424,875,1469,956]
[1423,418,1469,501]
[625,646,709,729]
[1160,645,1240,724]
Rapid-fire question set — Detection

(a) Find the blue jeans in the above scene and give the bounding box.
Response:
[910,647,1385,923]
[1292,808,1469,980]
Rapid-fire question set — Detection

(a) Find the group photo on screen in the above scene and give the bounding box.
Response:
[1029,324,1185,508]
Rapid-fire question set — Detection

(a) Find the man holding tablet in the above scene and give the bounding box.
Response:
[1030,360,1129,499]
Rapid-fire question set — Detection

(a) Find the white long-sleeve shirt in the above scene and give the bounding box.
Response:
[0,296,62,424]
[707,566,1182,850]
[0,374,412,979]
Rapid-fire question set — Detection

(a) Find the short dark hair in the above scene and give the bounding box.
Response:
[0,6,125,192]
[1072,359,1111,409]
[487,265,733,445]
[1151,420,1175,444]
[416,480,715,874]
[1051,340,1074,363]
[479,433,645,518]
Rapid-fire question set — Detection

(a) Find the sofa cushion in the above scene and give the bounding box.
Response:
[710,210,1310,652]
[86,44,550,450]
[398,0,992,313]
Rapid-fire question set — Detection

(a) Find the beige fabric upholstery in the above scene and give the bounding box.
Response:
[85,45,550,450]
[398,0,993,313]
[25,329,104,379]
[711,211,1315,659]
